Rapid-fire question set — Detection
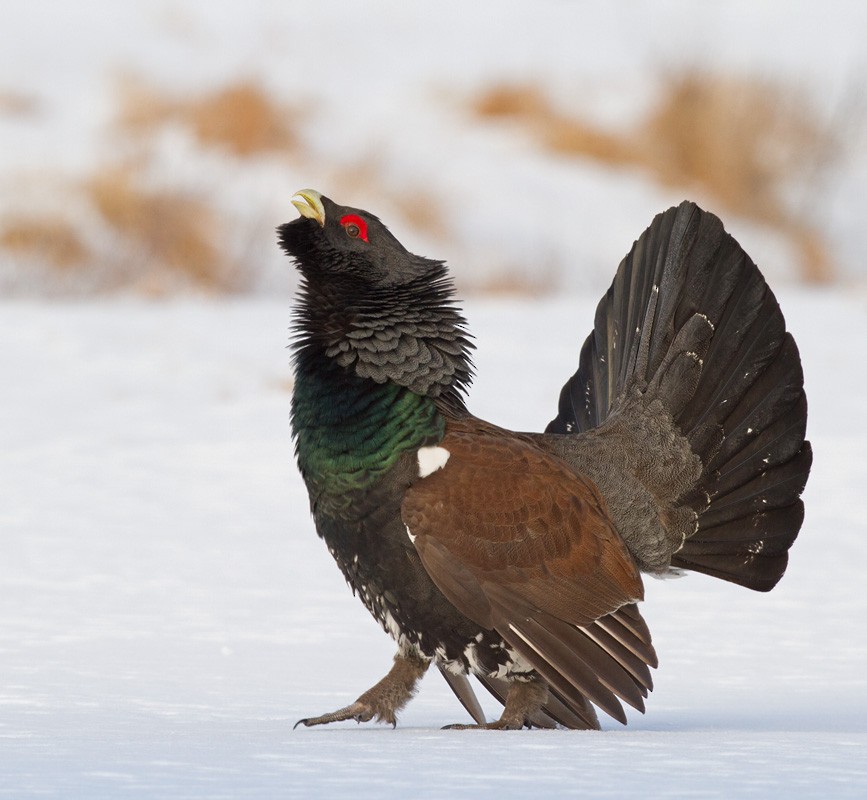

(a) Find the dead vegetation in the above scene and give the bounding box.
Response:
[118,77,298,156]
[470,269,557,297]
[0,89,39,116]
[475,85,634,167]
[86,168,239,291]
[0,167,248,295]
[0,71,842,296]
[1,78,294,294]
[474,73,839,282]
[0,216,89,268]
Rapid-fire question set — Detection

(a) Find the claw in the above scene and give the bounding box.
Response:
[292,701,376,729]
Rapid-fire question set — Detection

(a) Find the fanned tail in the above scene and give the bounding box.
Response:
[547,202,811,591]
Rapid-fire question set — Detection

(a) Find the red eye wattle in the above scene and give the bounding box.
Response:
[339,214,368,242]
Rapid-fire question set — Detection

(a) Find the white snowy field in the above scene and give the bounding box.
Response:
[2,288,866,798]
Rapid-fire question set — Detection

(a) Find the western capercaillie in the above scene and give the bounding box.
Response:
[280,190,811,730]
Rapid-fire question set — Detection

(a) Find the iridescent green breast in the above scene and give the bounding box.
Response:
[291,361,445,501]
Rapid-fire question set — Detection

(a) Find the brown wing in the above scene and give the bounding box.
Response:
[402,419,656,726]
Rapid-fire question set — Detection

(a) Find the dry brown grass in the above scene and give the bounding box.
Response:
[0,216,89,267]
[473,74,839,282]
[470,270,556,297]
[3,79,297,294]
[86,168,234,290]
[475,84,636,166]
[642,75,785,213]
[188,82,297,155]
[118,78,297,156]
[640,73,837,282]
[0,89,39,116]
[392,188,448,239]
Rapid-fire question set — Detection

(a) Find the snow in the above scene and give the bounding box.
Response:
[2,289,866,798]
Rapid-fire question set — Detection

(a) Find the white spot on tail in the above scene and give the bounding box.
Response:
[696,312,716,331]
[417,446,450,478]
[405,524,417,544]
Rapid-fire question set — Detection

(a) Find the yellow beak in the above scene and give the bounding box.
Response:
[291,189,325,226]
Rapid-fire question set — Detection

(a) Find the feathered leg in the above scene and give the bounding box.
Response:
[295,650,429,728]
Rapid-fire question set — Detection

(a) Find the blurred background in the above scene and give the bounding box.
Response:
[1,0,865,299]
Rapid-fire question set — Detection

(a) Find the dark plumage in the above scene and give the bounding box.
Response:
[280,190,811,730]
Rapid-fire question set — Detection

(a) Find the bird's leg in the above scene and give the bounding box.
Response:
[295,650,430,728]
[444,676,549,730]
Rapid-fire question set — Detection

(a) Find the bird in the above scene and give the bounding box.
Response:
[280,189,811,730]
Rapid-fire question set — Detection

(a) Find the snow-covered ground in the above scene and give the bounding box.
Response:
[2,288,866,798]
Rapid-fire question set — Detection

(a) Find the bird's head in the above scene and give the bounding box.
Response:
[278,189,474,403]
[278,189,442,290]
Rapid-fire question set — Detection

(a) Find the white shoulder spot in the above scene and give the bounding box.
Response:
[417,445,450,478]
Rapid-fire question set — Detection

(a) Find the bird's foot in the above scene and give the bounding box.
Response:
[442,675,549,731]
[295,699,383,729]
[294,650,429,729]
[441,717,527,731]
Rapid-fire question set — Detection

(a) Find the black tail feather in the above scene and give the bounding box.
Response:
[696,396,807,504]
[548,201,810,591]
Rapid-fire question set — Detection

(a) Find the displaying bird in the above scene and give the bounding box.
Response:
[280,189,811,730]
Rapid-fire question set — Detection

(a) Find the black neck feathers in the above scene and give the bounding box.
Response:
[291,262,474,407]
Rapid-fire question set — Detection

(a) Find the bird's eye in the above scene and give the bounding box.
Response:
[339,214,368,242]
